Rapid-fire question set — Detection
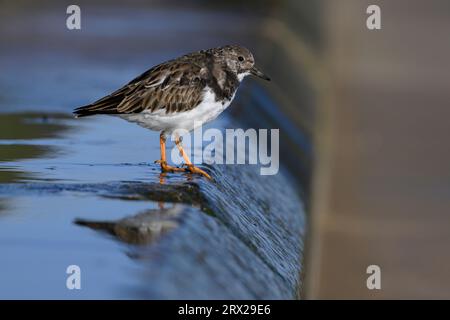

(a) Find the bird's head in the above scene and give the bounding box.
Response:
[214,45,271,82]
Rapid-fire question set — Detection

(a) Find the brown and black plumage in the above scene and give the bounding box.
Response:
[74,56,206,117]
[73,45,270,179]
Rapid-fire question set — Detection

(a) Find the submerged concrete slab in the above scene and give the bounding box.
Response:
[0,163,305,299]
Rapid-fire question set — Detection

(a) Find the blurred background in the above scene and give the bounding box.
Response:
[307,0,450,299]
[0,0,449,299]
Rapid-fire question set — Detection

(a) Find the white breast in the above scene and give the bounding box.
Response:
[119,87,236,134]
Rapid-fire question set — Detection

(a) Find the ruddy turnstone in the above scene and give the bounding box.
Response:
[74,45,270,179]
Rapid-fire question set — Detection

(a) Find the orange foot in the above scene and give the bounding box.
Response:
[154,160,186,173]
[183,164,212,180]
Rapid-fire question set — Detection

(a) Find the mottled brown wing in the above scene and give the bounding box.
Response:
[74,56,208,117]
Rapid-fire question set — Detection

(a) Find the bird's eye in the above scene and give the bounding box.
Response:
[238,56,244,62]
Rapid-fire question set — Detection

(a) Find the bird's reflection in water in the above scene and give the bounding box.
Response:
[74,205,183,246]
[158,172,167,185]
[158,171,194,186]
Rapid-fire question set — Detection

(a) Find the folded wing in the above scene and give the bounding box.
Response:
[74,57,208,117]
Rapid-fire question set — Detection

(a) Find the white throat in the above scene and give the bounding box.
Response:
[237,71,250,82]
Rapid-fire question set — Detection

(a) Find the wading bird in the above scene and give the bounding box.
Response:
[74,45,270,179]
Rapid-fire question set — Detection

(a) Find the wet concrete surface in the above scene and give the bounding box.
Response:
[0,3,306,299]
[0,112,305,299]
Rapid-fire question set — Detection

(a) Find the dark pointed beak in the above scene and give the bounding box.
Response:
[250,66,271,81]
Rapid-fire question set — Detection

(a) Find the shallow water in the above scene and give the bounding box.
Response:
[0,3,306,299]
[0,112,305,299]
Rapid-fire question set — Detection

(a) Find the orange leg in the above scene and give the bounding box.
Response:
[175,137,212,180]
[155,133,185,173]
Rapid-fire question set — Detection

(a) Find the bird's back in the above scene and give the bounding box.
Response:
[74,51,213,118]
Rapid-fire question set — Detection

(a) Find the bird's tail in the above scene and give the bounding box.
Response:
[73,92,124,117]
